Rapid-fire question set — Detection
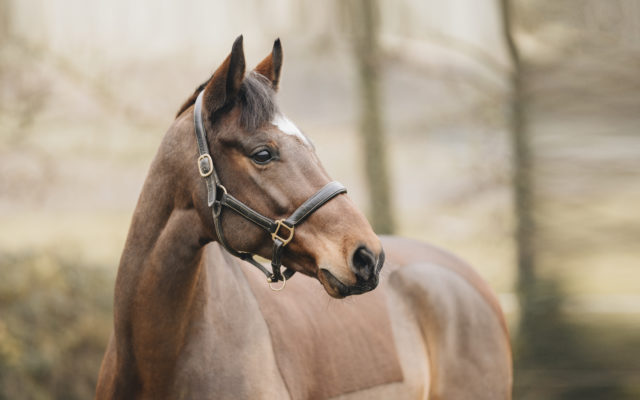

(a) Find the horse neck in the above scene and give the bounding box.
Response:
[116,170,207,307]
[112,123,212,386]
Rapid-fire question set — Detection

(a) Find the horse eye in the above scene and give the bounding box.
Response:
[251,149,273,164]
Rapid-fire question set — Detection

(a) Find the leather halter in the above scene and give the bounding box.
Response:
[194,91,347,289]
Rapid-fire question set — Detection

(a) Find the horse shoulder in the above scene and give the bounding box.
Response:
[382,236,513,400]
[168,244,289,399]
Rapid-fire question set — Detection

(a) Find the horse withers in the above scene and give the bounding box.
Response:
[95,36,512,399]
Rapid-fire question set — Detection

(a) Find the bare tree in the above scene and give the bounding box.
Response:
[499,0,537,307]
[343,0,395,234]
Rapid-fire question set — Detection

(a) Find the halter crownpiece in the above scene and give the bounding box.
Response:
[193,91,347,290]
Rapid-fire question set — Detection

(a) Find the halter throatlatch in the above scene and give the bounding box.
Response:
[193,91,347,289]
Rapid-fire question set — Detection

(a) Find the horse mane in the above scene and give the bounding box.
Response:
[175,79,210,118]
[175,72,278,132]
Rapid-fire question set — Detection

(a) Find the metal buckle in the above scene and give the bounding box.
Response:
[198,154,214,177]
[271,220,294,246]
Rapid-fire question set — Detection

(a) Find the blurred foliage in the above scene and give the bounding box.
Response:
[514,278,640,399]
[0,252,113,400]
[505,0,640,398]
[1,0,639,399]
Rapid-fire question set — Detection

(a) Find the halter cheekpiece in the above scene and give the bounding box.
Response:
[193,91,347,290]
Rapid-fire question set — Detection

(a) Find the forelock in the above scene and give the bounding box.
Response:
[238,72,278,131]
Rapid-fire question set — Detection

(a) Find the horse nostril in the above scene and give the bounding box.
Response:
[351,246,376,281]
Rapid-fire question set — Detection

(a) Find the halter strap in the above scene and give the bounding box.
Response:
[193,91,347,288]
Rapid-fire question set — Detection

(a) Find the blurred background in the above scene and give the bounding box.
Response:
[1,0,638,399]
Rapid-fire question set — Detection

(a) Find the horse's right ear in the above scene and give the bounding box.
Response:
[203,35,246,114]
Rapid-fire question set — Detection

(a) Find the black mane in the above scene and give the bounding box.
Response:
[176,72,277,131]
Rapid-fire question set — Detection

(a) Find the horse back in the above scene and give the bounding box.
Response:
[382,236,513,400]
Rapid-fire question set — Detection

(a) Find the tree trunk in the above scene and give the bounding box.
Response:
[500,0,536,310]
[345,0,395,234]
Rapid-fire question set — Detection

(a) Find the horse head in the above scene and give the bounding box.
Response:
[180,36,383,298]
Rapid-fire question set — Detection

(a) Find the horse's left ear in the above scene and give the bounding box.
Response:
[254,38,283,91]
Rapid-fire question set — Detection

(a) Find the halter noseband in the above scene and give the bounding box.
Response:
[194,91,347,290]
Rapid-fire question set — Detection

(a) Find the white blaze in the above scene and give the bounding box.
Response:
[272,114,311,146]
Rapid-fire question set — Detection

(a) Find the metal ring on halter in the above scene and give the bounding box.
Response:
[213,185,227,217]
[267,274,286,291]
[217,184,227,197]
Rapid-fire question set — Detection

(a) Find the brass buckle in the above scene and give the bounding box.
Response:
[198,154,214,177]
[271,220,294,246]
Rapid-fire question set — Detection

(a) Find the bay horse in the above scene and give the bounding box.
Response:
[95,36,512,399]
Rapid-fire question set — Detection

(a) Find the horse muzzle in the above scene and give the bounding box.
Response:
[320,249,385,298]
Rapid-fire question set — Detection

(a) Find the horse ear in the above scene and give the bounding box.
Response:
[254,38,283,91]
[203,35,246,114]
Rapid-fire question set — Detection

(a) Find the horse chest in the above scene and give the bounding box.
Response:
[170,249,289,399]
[175,245,404,399]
